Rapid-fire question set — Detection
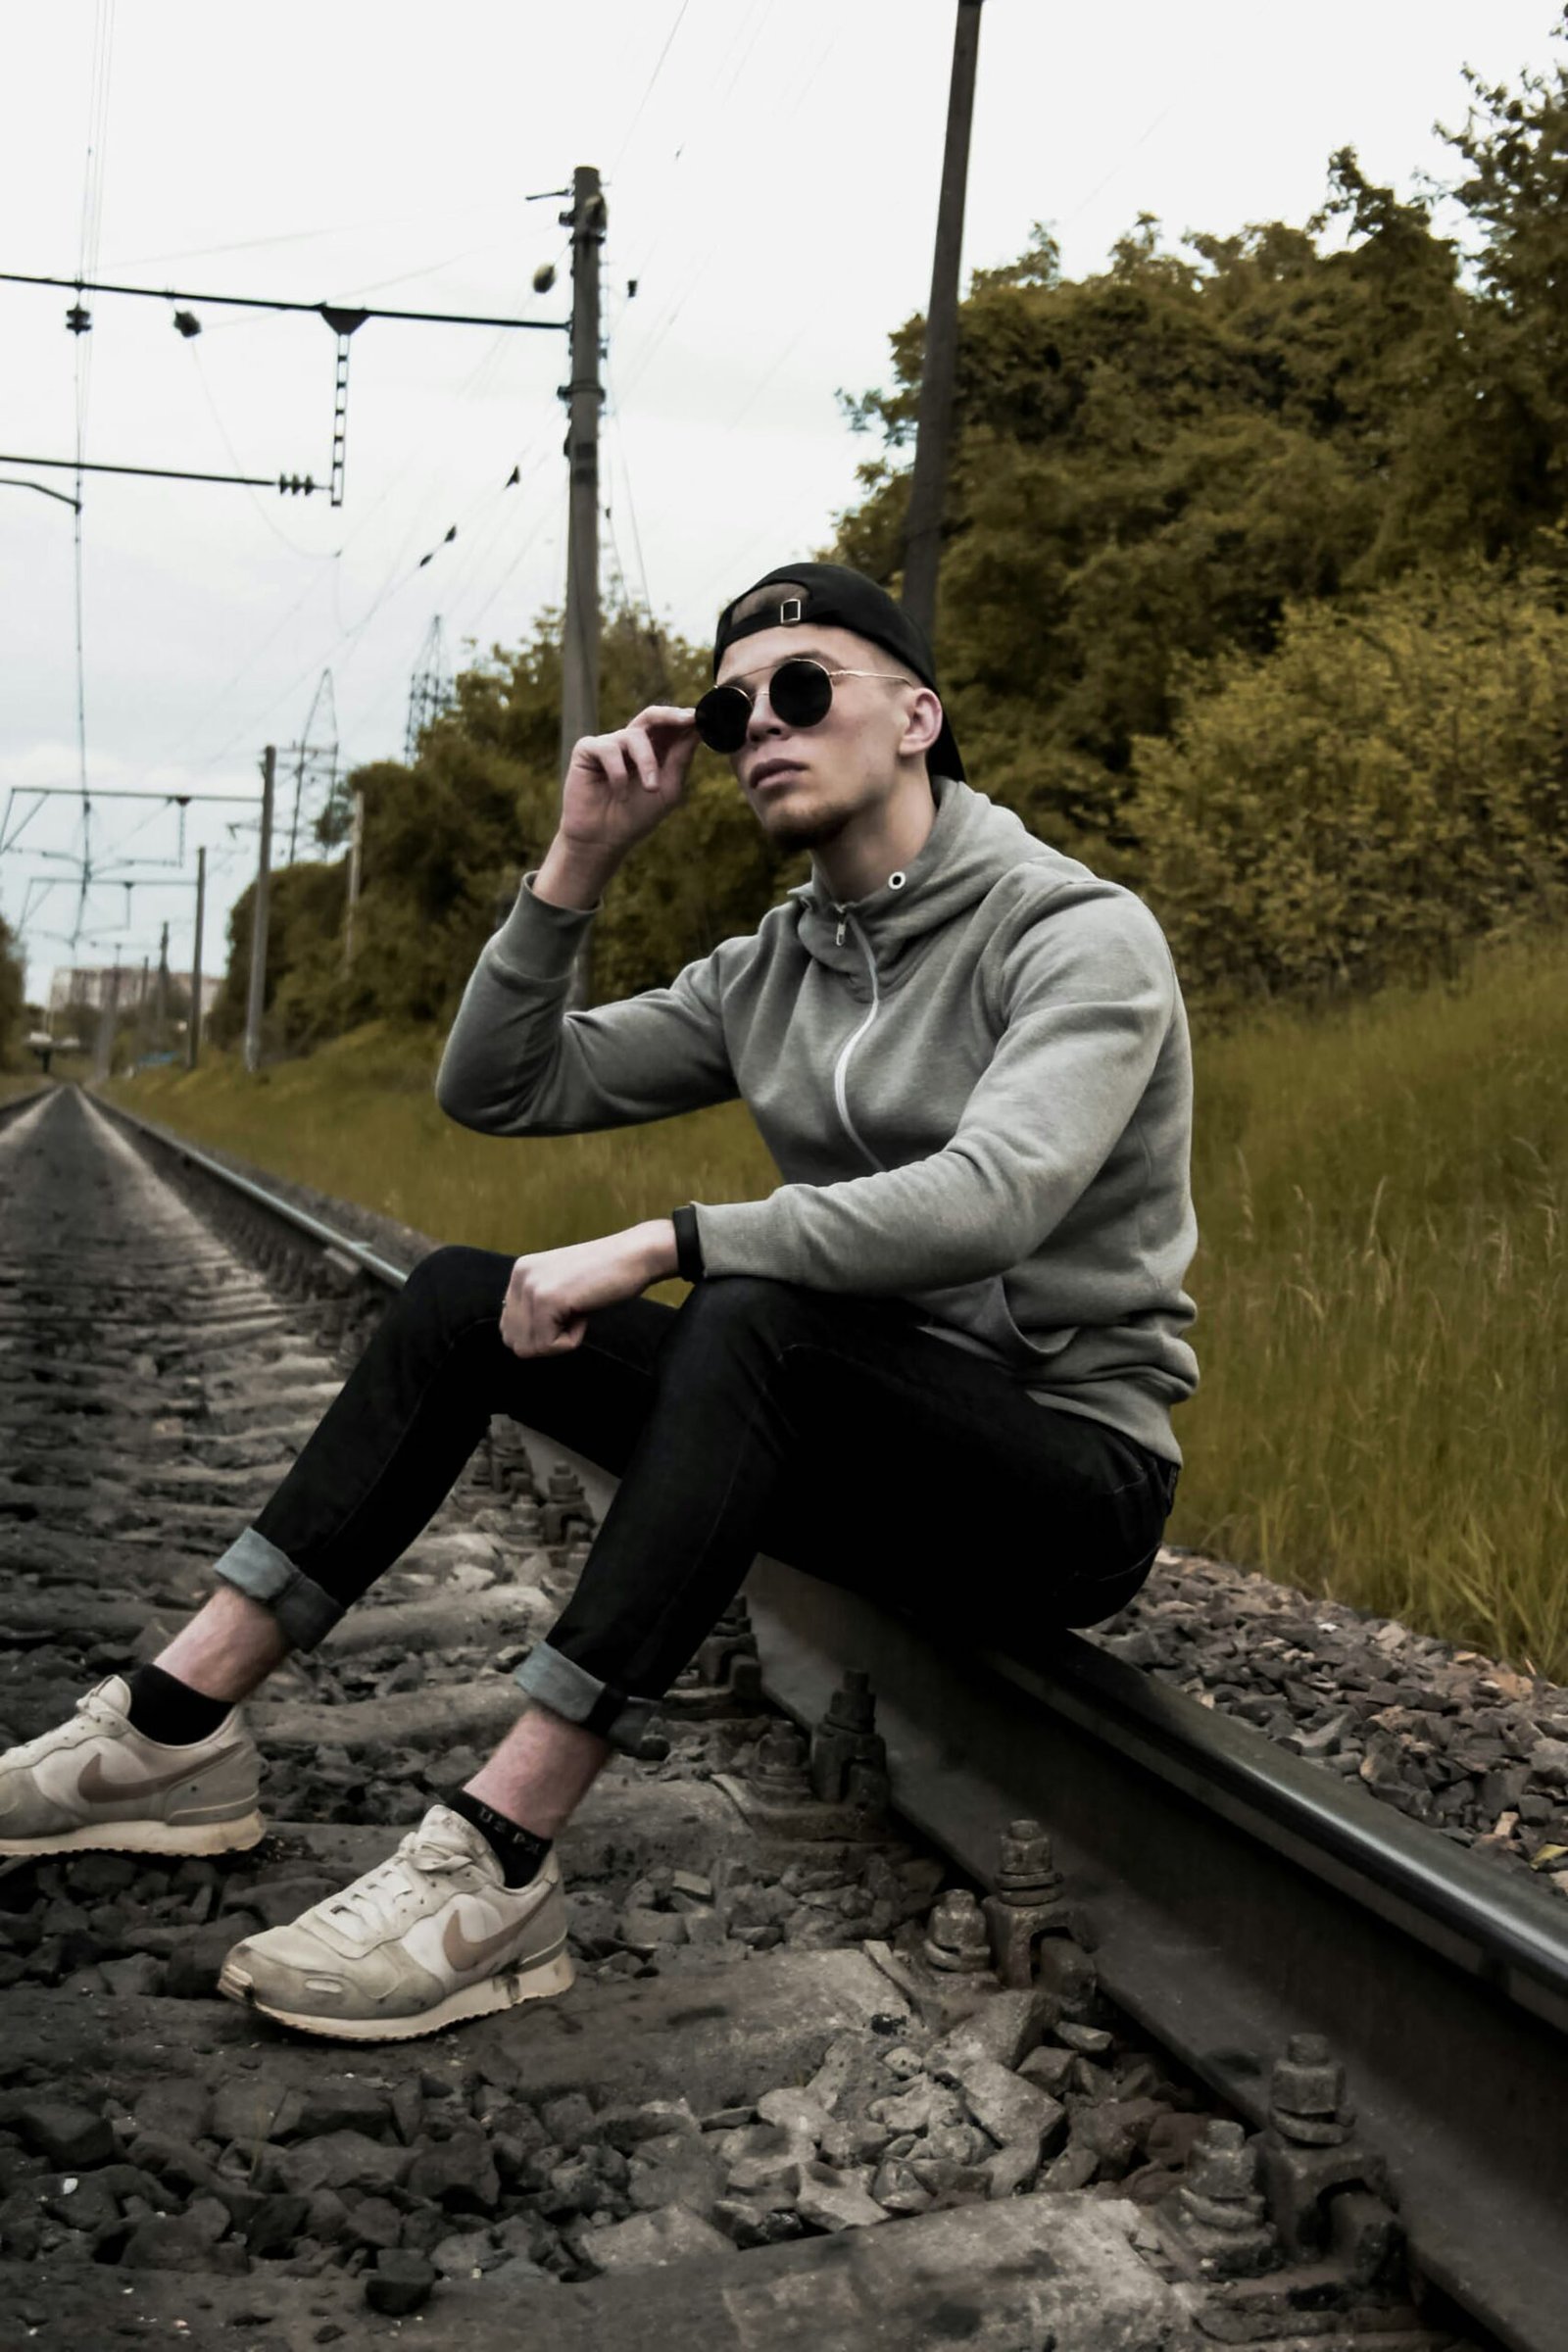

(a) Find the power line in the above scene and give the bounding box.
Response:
[1,268,568,335]
[188,341,338,556]
[610,1,694,177]
[10,201,594,935]
[5,259,572,511]
[115,208,509,270]
[0,451,321,493]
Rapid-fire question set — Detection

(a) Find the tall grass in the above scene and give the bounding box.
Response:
[109,921,1568,1678]
[1183,920,1566,1679]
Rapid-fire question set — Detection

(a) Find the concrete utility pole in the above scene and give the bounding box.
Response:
[560,162,606,1014]
[341,785,365,975]
[244,746,276,1074]
[154,920,170,1052]
[92,956,122,1082]
[188,844,206,1071]
[288,739,308,866]
[902,0,984,647]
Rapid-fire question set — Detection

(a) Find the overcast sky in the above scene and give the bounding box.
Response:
[3,0,1562,1008]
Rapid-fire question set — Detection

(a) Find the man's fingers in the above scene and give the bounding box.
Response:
[577,733,626,788]
[594,736,631,792]
[632,705,697,729]
[621,725,660,792]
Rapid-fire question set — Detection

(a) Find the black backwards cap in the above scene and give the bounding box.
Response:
[711,561,964,782]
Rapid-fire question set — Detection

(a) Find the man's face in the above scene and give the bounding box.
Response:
[713,622,922,851]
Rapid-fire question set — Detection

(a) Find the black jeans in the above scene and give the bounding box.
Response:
[215,1247,1179,1754]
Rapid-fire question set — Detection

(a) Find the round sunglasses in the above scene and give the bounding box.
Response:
[693,658,912,755]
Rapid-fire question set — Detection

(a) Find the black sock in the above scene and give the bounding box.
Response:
[443,1787,553,1889]
[125,1662,232,1745]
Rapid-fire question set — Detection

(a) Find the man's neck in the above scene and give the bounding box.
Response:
[812,772,937,905]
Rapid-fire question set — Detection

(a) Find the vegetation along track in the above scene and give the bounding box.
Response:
[0,1082,1556,2350]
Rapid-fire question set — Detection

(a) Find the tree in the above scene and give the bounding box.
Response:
[0,916,24,1069]
[1432,21,1568,555]
[834,157,1475,874]
[208,860,350,1054]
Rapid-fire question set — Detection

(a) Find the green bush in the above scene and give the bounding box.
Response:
[1126,565,1568,1018]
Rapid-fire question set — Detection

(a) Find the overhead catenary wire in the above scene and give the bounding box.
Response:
[129,239,572,795]
[170,10,799,803]
[609,390,660,636]
[23,8,869,993]
[114,204,522,271]
[190,296,575,777]
[187,342,340,559]
[604,0,775,343]
[28,168,594,926]
[608,0,694,179]
[612,15,840,413]
[0,268,567,336]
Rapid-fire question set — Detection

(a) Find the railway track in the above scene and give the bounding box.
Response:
[0,1080,1558,2350]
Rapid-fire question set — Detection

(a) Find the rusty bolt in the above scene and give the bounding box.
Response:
[822,1668,876,1735]
[996,1817,1061,1897]
[751,1723,810,1794]
[1174,2120,1278,2275]
[808,1672,888,1811]
[1185,2120,1260,2204]
[1269,2034,1353,2146]
[922,1887,994,1974]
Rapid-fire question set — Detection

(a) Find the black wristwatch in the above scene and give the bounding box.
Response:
[671,1203,705,1283]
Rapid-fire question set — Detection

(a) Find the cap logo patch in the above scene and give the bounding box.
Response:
[778,598,804,624]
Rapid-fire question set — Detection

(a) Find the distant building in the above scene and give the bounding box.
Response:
[46,966,222,1019]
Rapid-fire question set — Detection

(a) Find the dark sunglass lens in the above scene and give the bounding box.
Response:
[694,685,752,752]
[770,659,834,729]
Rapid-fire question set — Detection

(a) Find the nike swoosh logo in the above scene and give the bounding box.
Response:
[77,1741,244,1804]
[442,1900,538,1975]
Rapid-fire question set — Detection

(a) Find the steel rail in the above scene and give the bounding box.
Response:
[90,1086,1568,2351]
[0,1082,57,1129]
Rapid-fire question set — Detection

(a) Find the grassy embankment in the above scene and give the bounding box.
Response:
[108,918,1568,1681]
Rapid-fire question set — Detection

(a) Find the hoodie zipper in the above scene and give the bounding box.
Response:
[828,906,885,1172]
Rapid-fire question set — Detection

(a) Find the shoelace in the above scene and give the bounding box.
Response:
[11,1686,125,1767]
[319,1824,484,1940]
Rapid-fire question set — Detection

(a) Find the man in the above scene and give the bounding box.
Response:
[0,563,1199,2042]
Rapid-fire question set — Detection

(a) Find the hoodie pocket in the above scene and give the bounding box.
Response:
[906,1279,1081,1373]
[994,1274,1080,1367]
[902,1274,1078,1370]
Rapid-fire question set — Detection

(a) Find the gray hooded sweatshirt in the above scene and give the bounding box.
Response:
[436,769,1200,1468]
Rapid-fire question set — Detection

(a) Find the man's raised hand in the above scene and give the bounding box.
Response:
[560,704,699,861]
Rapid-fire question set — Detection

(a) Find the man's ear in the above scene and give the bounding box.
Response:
[901,685,944,759]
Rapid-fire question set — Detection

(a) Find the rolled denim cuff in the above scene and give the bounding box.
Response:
[512,1639,660,1756]
[214,1529,344,1650]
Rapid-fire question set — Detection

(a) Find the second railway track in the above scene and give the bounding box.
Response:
[0,1081,1560,2351]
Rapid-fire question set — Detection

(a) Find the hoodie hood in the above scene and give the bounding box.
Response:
[787,771,1056,988]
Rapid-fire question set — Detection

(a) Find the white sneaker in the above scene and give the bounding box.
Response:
[218,1801,574,2041]
[0,1674,264,1858]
